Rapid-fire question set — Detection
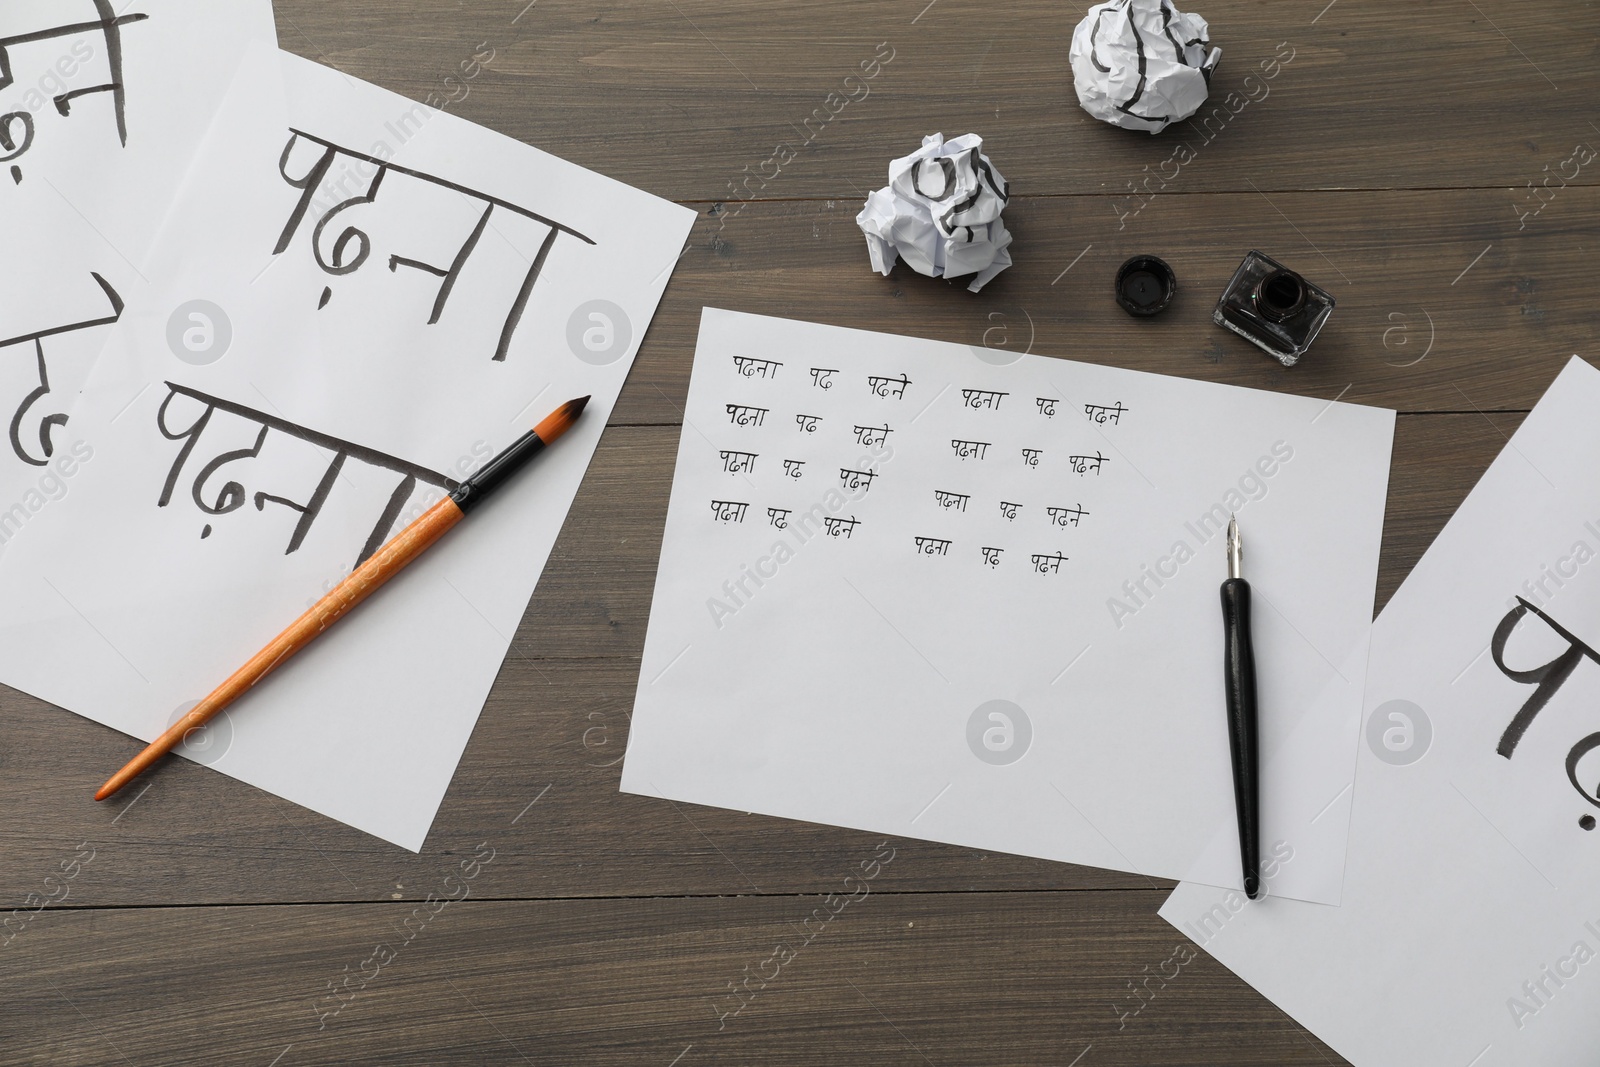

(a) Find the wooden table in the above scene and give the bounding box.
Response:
[5,2,1596,1063]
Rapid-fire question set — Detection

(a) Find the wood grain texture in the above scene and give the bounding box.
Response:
[4,0,1596,1063]
[609,190,1597,427]
[274,0,1600,199]
[2,891,1341,1067]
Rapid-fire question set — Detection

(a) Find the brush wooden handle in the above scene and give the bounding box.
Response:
[95,497,465,800]
[94,395,589,801]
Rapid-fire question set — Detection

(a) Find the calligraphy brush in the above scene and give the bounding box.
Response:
[94,395,591,801]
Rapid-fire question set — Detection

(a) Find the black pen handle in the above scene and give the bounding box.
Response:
[1220,577,1261,900]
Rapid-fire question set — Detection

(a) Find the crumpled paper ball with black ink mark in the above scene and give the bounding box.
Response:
[855,132,1013,293]
[1070,0,1221,133]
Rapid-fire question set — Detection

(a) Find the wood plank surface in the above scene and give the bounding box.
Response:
[1,891,1340,1067]
[611,191,1596,427]
[277,0,1600,198]
[4,0,1596,1064]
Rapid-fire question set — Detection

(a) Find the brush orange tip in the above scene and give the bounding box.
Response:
[534,395,590,443]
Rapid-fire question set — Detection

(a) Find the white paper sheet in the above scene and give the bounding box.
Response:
[621,309,1394,903]
[0,0,277,542]
[1161,356,1600,1065]
[0,0,278,255]
[0,46,695,850]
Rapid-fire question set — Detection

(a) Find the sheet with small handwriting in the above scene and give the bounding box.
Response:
[1161,355,1600,1066]
[0,0,277,544]
[621,308,1395,903]
[0,45,695,850]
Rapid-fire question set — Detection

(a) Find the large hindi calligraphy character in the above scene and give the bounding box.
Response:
[7,342,66,466]
[0,1,150,183]
[254,452,350,555]
[157,385,222,513]
[3,271,123,466]
[353,474,422,565]
[272,132,388,309]
[270,130,597,361]
[191,423,270,533]
[156,382,459,566]
[272,131,339,258]
[388,202,494,324]
[0,110,34,183]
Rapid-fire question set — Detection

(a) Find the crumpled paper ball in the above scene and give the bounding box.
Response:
[855,133,1013,293]
[1069,0,1221,133]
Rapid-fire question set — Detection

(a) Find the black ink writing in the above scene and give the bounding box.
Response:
[272,130,595,361]
[155,382,457,568]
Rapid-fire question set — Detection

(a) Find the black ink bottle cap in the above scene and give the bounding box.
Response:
[1114,256,1176,317]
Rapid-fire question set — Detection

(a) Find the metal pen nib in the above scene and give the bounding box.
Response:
[1227,514,1243,580]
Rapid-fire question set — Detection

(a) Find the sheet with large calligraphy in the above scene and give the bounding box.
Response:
[0,0,276,252]
[0,1,276,543]
[0,47,695,850]
[623,309,1395,904]
[1161,357,1600,1066]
